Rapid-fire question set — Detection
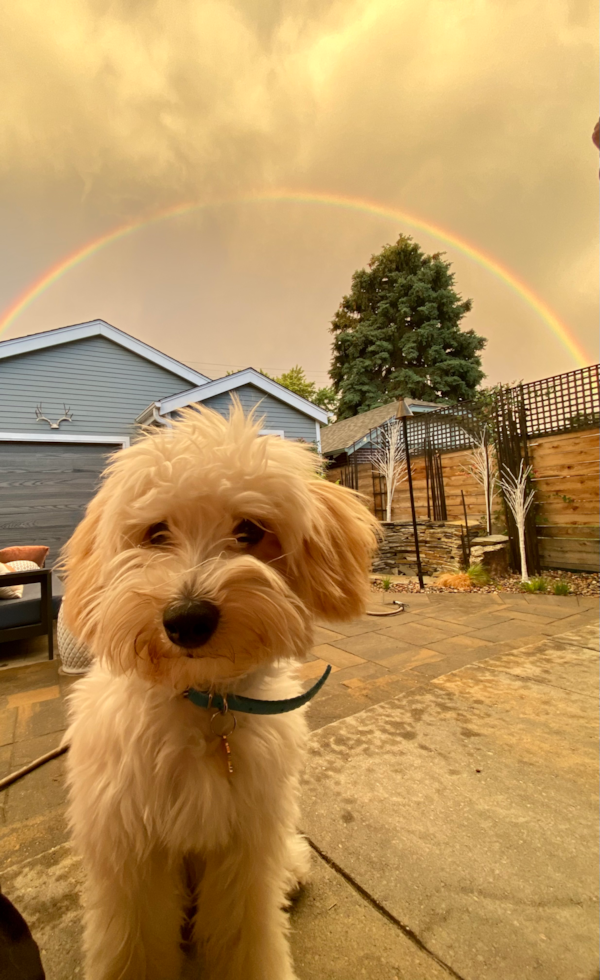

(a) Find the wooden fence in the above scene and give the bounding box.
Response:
[327,427,600,572]
[530,428,599,572]
[327,454,485,525]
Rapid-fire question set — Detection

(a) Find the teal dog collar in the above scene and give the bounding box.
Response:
[185,664,331,715]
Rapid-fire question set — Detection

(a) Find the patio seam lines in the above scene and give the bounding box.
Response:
[308,620,599,735]
[306,836,468,980]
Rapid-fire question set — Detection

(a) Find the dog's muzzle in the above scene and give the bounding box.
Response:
[163,599,220,649]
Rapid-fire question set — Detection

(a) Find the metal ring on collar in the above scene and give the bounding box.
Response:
[210,710,237,739]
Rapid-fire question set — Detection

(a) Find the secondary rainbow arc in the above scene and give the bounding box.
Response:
[0,189,591,368]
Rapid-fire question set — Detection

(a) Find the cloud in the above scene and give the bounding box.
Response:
[0,0,597,378]
[0,0,358,206]
[1,0,596,215]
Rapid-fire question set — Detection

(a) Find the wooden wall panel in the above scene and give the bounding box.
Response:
[440,451,488,522]
[0,442,113,564]
[390,456,427,521]
[530,428,599,571]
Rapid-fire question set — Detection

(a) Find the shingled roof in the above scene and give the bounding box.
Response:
[320,398,444,456]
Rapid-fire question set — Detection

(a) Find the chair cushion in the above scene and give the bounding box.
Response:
[0,573,63,630]
[0,563,21,600]
[0,561,40,600]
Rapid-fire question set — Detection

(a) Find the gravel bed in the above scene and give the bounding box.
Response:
[371,569,599,597]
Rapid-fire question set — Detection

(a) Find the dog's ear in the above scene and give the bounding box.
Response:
[295,478,380,621]
[61,491,105,647]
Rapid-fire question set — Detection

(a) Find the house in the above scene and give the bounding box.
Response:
[135,368,327,445]
[0,319,327,562]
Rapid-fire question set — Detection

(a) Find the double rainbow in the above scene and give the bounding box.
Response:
[0,189,592,367]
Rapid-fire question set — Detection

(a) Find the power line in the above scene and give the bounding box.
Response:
[179,358,332,379]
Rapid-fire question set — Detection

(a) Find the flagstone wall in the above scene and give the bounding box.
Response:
[372,520,484,575]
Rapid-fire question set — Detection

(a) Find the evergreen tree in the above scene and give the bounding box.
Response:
[329,235,486,420]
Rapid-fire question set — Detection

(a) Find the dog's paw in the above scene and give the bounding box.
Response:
[282,878,307,911]
[288,833,312,885]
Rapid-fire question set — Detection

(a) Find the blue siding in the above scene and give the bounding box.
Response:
[0,336,193,439]
[176,385,318,442]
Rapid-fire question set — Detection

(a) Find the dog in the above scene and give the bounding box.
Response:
[63,404,379,980]
[0,890,46,980]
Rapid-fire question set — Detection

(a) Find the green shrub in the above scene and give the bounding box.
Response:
[467,563,491,587]
[381,576,392,592]
[520,577,549,593]
[552,580,570,596]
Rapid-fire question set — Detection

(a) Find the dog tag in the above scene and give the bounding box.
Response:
[210,709,237,777]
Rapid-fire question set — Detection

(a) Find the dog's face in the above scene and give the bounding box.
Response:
[62,406,379,691]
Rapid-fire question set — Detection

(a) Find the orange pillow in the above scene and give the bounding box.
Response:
[0,546,49,567]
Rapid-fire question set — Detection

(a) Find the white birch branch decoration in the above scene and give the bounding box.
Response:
[460,425,498,534]
[500,460,535,581]
[371,419,407,522]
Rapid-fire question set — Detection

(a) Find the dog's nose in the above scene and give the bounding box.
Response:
[163,599,221,648]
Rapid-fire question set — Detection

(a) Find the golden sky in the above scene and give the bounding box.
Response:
[0,0,597,387]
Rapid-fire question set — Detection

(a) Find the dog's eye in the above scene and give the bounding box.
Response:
[143,522,171,547]
[233,519,265,546]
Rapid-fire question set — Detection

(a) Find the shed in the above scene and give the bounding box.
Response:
[320,398,443,463]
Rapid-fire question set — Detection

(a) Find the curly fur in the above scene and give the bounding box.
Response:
[63,404,379,980]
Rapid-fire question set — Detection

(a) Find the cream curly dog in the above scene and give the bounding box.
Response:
[63,405,378,980]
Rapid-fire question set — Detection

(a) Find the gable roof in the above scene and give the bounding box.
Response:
[320,398,444,455]
[0,319,211,387]
[155,368,329,424]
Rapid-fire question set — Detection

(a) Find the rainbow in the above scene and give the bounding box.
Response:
[0,189,592,367]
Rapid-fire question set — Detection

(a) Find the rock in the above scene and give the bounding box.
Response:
[373,521,485,575]
[470,535,509,546]
[469,536,510,575]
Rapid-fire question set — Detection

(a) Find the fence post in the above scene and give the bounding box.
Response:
[461,490,471,566]
[397,400,425,590]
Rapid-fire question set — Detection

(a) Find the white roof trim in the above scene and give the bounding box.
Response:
[0,319,211,386]
[0,432,129,447]
[314,419,322,453]
[158,368,329,424]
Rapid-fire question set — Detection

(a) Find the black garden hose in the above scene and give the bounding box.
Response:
[366,601,404,616]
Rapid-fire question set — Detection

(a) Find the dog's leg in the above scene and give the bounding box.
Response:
[193,838,298,980]
[283,832,312,906]
[81,850,184,980]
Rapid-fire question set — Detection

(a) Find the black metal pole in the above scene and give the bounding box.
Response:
[461,489,471,567]
[401,415,425,590]
[484,437,492,534]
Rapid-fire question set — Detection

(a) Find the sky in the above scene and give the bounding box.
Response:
[0,0,597,389]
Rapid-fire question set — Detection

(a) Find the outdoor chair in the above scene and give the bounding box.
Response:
[0,568,63,660]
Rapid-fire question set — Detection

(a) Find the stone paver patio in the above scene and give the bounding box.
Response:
[0,591,598,979]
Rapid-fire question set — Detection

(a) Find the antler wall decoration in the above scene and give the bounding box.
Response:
[35,403,74,429]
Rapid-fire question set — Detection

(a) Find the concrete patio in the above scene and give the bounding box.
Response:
[0,591,598,980]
